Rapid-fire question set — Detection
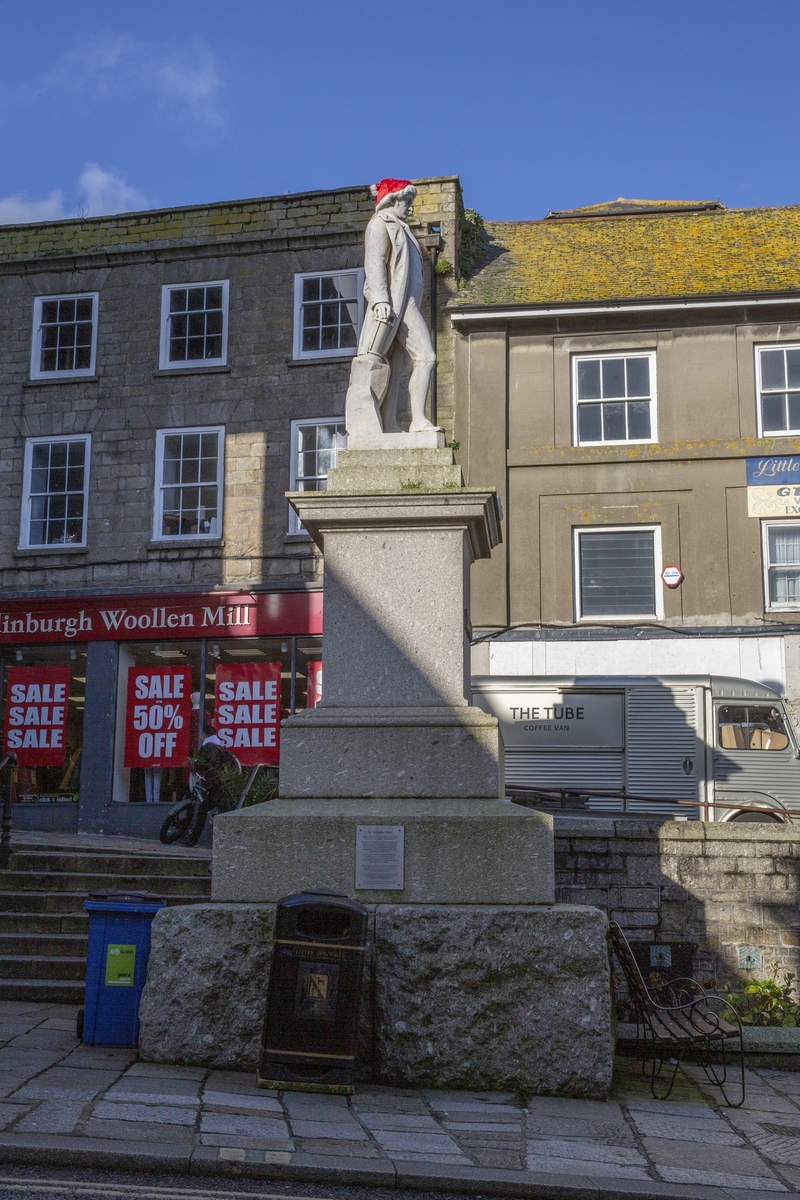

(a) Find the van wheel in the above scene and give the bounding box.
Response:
[729,809,784,823]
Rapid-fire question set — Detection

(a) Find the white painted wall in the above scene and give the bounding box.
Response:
[486,636,787,695]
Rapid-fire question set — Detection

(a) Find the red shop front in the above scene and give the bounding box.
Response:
[0,589,322,838]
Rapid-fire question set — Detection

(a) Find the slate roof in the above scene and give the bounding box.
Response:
[453,203,800,309]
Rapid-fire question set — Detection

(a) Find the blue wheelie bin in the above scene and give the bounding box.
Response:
[81,890,166,1046]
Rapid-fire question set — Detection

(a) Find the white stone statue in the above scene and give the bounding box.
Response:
[345,179,442,440]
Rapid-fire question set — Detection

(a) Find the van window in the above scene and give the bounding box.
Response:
[718,705,790,752]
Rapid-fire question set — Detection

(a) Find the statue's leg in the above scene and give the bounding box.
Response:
[381,342,407,433]
[400,299,440,432]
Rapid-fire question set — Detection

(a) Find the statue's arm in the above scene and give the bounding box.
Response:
[364,219,392,309]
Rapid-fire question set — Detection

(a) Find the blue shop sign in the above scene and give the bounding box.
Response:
[746,456,800,486]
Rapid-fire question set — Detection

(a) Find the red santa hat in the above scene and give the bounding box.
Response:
[370,178,417,211]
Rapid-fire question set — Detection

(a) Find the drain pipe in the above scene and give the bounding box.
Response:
[424,229,444,428]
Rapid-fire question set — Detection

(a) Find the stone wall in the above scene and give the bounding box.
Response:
[555,817,800,983]
[0,178,461,599]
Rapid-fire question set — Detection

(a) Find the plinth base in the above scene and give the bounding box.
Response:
[211,798,554,905]
[138,901,613,1097]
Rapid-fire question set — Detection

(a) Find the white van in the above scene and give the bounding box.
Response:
[471,675,800,821]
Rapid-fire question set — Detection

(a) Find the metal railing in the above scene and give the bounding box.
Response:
[0,752,17,870]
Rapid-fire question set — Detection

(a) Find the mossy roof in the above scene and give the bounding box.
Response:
[453,204,800,308]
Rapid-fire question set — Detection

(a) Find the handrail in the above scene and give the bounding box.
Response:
[0,752,17,871]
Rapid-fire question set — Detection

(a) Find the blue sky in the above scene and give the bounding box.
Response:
[1,0,799,225]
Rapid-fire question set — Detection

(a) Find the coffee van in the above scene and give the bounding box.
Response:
[471,675,800,821]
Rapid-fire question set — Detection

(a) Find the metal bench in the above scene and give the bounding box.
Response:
[609,920,745,1106]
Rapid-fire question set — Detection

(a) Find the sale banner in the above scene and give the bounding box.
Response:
[306,660,322,708]
[215,662,281,765]
[3,667,71,766]
[123,666,192,768]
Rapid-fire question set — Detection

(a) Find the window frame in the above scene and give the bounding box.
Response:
[761,519,800,611]
[152,425,225,542]
[30,293,99,380]
[19,434,91,549]
[755,343,800,437]
[571,350,658,447]
[573,524,664,622]
[159,280,230,370]
[288,417,347,534]
[292,269,364,361]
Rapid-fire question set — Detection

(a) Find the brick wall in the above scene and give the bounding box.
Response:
[0,178,462,600]
[555,817,800,983]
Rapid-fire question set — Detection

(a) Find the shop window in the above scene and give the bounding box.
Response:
[763,522,800,610]
[575,526,662,619]
[0,644,86,805]
[30,293,98,379]
[757,345,800,435]
[20,436,90,548]
[718,705,790,751]
[112,636,322,803]
[153,426,224,540]
[159,281,229,369]
[293,270,363,360]
[288,419,347,534]
[572,352,656,445]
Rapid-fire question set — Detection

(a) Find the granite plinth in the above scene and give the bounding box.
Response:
[211,798,554,905]
[327,446,461,493]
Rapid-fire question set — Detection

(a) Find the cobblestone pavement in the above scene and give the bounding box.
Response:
[3,1001,800,1198]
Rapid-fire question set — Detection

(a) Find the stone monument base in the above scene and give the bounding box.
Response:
[211,799,554,905]
[139,901,613,1097]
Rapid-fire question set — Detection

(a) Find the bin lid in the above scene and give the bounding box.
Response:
[87,889,166,903]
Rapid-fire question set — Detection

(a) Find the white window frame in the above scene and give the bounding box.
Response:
[755,343,800,437]
[292,269,364,360]
[288,417,347,534]
[159,280,229,370]
[19,434,91,549]
[571,350,657,446]
[762,519,800,611]
[30,293,98,380]
[573,524,664,621]
[153,425,225,542]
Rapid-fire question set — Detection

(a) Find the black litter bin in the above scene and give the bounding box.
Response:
[258,889,368,1094]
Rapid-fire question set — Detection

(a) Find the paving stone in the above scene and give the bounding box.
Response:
[443,1121,521,1133]
[125,1062,207,1080]
[370,1130,465,1155]
[281,1093,351,1117]
[641,1135,780,1177]
[622,1095,715,1116]
[8,1030,77,1050]
[656,1165,787,1191]
[526,1115,637,1144]
[359,1112,442,1131]
[12,1066,122,1100]
[200,1112,290,1138]
[0,1024,37,1040]
[526,1137,646,1167]
[427,1099,520,1115]
[294,1138,383,1158]
[748,1132,800,1165]
[199,1133,295,1150]
[0,1049,66,1071]
[527,1095,624,1119]
[204,1070,274,1095]
[525,1155,650,1179]
[0,1104,29,1130]
[629,1110,745,1144]
[15,1100,84,1133]
[93,1101,197,1126]
[40,1018,77,1031]
[83,1118,196,1143]
[105,1075,201,1103]
[290,1119,369,1141]
[471,1149,524,1168]
[60,1047,137,1069]
[352,1096,429,1114]
[388,1152,470,1165]
[202,1089,282,1112]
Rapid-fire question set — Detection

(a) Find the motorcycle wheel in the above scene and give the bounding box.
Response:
[159,795,195,844]
[183,803,209,847]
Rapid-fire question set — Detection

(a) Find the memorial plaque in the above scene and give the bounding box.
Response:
[355,825,404,890]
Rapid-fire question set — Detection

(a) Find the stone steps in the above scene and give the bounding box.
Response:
[0,837,211,1002]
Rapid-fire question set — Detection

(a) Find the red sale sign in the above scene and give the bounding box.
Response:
[3,667,71,766]
[215,662,281,765]
[306,660,322,708]
[123,667,192,768]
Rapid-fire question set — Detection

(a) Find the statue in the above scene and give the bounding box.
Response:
[345,179,442,440]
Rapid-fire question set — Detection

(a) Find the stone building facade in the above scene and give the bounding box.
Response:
[0,178,462,837]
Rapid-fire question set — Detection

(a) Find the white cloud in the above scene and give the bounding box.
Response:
[0,165,148,226]
[44,34,226,132]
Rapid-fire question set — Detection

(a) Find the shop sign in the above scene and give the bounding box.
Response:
[0,589,322,645]
[123,666,192,768]
[3,666,71,766]
[473,690,624,750]
[746,456,800,517]
[215,662,281,765]
[306,660,323,708]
